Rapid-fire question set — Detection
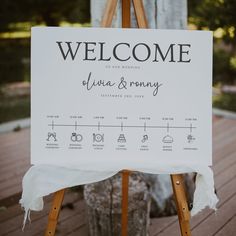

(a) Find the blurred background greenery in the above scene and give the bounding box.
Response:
[0,0,235,123]
[189,0,236,113]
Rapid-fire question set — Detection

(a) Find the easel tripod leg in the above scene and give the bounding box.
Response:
[121,170,131,236]
[44,189,66,236]
[101,0,118,27]
[122,0,131,27]
[132,0,148,28]
[171,174,191,236]
[120,1,131,234]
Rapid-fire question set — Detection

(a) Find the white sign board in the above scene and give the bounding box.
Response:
[31,27,212,170]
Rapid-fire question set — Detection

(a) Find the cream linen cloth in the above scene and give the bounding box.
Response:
[20,164,218,227]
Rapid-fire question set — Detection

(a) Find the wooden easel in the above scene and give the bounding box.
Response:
[44,0,191,235]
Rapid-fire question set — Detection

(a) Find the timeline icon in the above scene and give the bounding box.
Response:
[118,134,126,143]
[93,133,104,143]
[46,132,57,142]
[71,133,83,142]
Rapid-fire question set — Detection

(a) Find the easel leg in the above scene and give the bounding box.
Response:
[44,189,66,236]
[132,0,148,28]
[171,174,191,236]
[120,0,131,233]
[122,0,131,27]
[121,170,131,236]
[101,0,118,27]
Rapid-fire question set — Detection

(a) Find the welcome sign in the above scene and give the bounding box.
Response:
[31,27,212,170]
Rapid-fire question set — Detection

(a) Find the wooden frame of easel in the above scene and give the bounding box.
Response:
[44,0,191,235]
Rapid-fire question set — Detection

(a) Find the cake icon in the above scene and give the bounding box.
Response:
[118,134,126,143]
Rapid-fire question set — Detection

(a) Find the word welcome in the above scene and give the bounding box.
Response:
[57,41,191,63]
[82,72,162,96]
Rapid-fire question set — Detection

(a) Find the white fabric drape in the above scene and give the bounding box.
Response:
[20,164,218,227]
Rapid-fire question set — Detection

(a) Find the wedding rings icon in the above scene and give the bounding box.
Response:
[71,133,83,142]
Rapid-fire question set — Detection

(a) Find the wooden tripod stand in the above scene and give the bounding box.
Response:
[44,0,192,235]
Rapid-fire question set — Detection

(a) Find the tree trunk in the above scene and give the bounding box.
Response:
[156,0,187,29]
[84,173,151,236]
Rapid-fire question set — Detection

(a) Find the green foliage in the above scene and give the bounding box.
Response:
[189,0,236,86]
[213,49,236,85]
[213,92,236,112]
[189,0,236,44]
[0,38,30,84]
[0,94,30,124]
[0,0,90,31]
[0,0,91,86]
[0,0,91,123]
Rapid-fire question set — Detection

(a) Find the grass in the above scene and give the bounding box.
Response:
[213,93,236,112]
[0,93,30,124]
[0,38,30,85]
